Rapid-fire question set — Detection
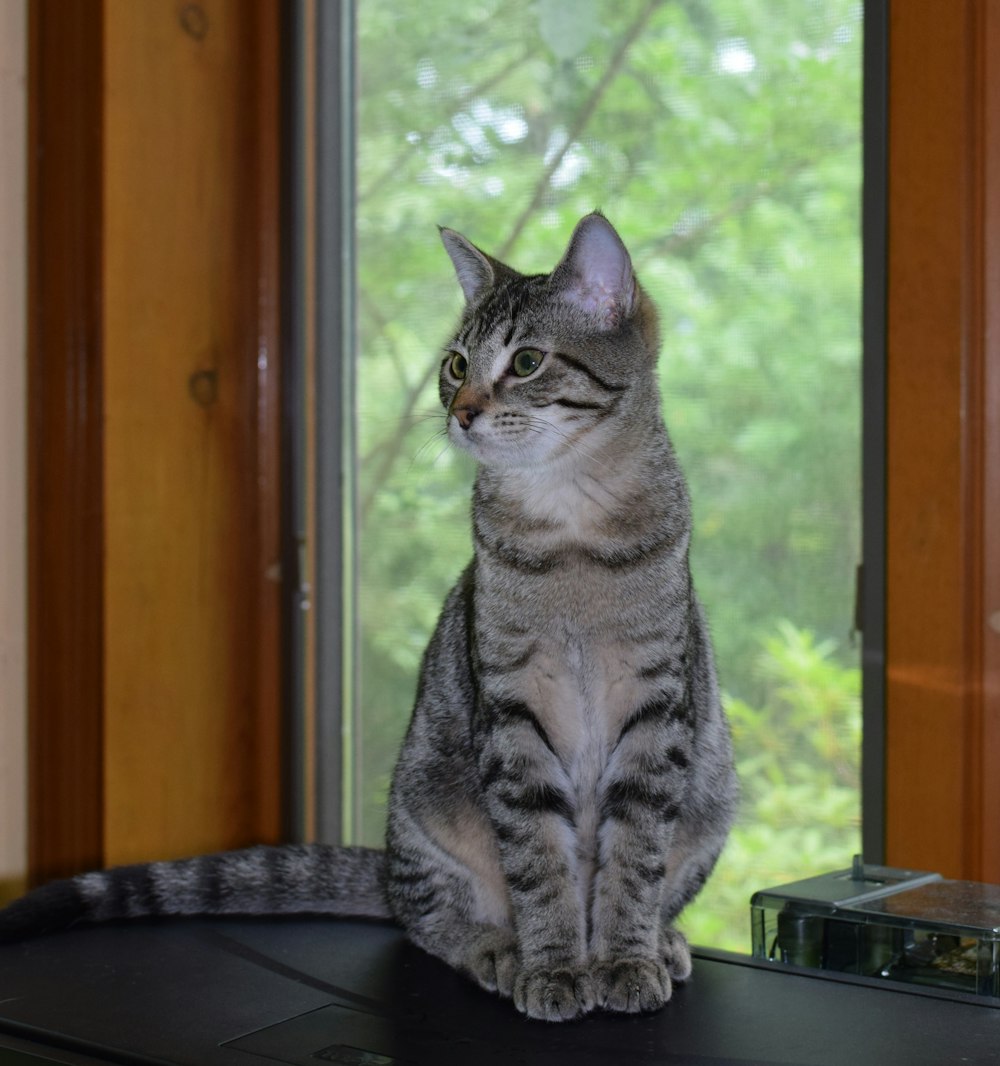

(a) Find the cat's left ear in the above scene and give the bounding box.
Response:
[440,227,502,305]
[549,212,638,330]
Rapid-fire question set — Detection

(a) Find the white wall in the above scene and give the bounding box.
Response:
[0,0,27,897]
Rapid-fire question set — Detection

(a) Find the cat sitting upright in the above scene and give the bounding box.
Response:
[0,213,737,1023]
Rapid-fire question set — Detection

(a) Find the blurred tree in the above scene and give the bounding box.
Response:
[348,0,862,949]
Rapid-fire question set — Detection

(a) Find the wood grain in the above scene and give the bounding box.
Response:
[102,0,282,864]
[979,0,1000,883]
[27,0,106,885]
[28,0,283,879]
[251,0,284,848]
[886,0,999,880]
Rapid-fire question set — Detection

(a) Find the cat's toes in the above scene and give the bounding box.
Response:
[465,928,519,999]
[592,958,671,1014]
[660,926,693,982]
[514,966,594,1022]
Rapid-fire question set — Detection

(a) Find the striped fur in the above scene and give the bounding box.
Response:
[387,214,736,1020]
[0,846,388,942]
[0,214,736,1024]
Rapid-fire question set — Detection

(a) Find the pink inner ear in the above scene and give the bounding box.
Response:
[570,277,627,320]
[557,216,636,327]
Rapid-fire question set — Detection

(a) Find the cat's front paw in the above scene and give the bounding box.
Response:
[464,928,520,999]
[592,958,671,1014]
[660,926,692,983]
[514,966,595,1022]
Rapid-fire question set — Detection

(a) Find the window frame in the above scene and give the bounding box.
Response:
[861,0,888,865]
[883,0,1000,881]
[305,0,883,862]
[23,0,1000,892]
[300,0,1000,885]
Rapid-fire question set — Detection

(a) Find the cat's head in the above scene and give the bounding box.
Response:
[438,212,661,471]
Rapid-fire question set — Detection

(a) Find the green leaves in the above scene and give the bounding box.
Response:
[538,0,600,61]
[681,620,861,950]
[350,0,864,934]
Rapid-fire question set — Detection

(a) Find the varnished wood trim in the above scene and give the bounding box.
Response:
[979,0,1000,883]
[885,0,997,880]
[249,0,284,845]
[100,0,284,864]
[27,0,105,885]
[29,0,285,879]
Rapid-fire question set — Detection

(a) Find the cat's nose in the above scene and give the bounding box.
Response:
[453,404,482,430]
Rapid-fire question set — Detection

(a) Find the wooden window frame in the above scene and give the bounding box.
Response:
[885,0,1000,881]
[25,0,1000,887]
[28,0,283,883]
[28,0,106,882]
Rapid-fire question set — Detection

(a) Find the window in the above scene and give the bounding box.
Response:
[304,0,866,951]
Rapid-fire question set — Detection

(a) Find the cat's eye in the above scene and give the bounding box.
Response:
[449,352,468,379]
[511,348,543,377]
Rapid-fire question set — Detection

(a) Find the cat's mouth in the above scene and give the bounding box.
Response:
[450,416,512,464]
[449,411,588,471]
[449,413,537,467]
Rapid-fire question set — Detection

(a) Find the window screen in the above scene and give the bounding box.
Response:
[340,0,863,951]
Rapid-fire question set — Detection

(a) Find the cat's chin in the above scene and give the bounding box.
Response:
[449,429,557,471]
[451,419,612,474]
[462,447,568,475]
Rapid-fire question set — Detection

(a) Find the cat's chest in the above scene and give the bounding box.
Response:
[510,471,621,543]
[498,630,643,767]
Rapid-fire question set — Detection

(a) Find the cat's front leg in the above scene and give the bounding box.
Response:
[457,924,521,999]
[589,697,692,1014]
[478,701,593,1022]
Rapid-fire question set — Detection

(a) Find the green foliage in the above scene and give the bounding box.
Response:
[680,621,861,951]
[349,0,864,947]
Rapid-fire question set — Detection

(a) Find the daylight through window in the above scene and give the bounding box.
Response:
[343,0,863,951]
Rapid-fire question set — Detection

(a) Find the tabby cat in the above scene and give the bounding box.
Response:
[0,213,737,1022]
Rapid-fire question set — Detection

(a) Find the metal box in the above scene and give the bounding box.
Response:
[751,860,1000,998]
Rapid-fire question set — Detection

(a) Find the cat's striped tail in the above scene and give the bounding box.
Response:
[0,844,391,943]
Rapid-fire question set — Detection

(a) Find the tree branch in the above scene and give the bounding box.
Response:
[496,0,666,260]
[359,0,666,514]
[358,42,542,205]
[634,134,859,263]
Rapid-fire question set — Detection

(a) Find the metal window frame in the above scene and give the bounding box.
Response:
[313,0,357,844]
[861,0,888,865]
[281,0,356,844]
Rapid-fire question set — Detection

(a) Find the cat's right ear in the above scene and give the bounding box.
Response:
[439,228,496,304]
[549,212,638,330]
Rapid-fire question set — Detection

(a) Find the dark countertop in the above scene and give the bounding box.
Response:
[0,918,998,1065]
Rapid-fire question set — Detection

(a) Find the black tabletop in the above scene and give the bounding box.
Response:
[0,918,997,1065]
